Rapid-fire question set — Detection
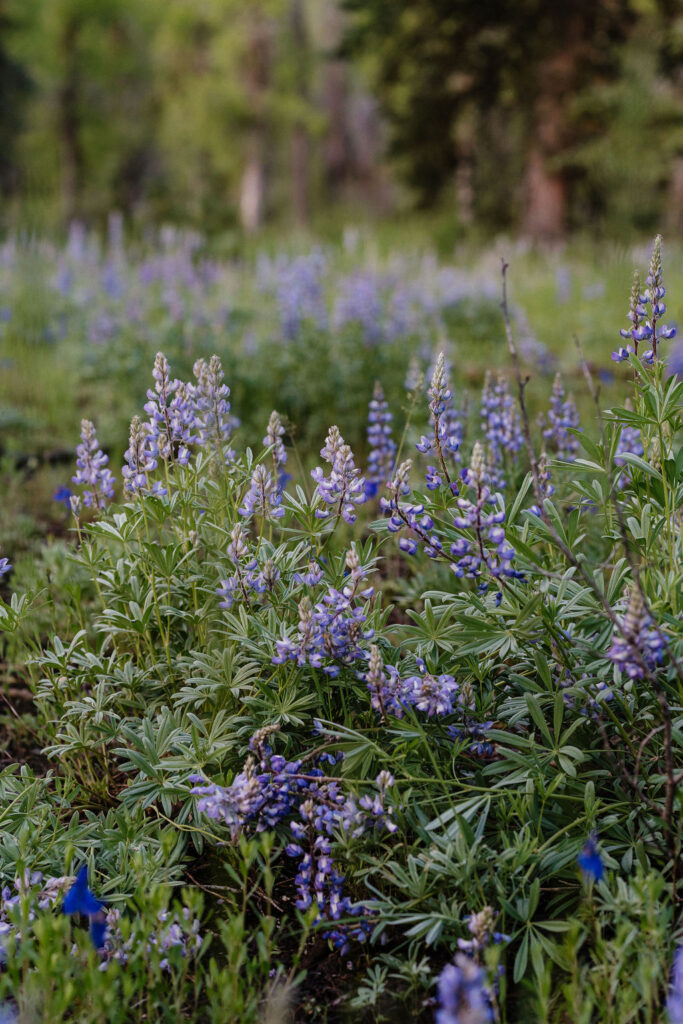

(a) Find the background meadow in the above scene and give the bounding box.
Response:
[0,2,682,1022]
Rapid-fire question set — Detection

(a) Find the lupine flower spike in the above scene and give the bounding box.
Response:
[311,426,366,525]
[73,419,115,509]
[607,586,666,680]
[365,381,396,498]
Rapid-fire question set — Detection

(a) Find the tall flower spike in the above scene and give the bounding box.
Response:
[73,420,115,509]
[542,374,579,461]
[416,353,460,487]
[122,415,160,495]
[264,410,287,468]
[311,426,366,525]
[144,352,197,464]
[239,464,285,520]
[193,355,237,463]
[365,381,396,497]
[607,586,666,680]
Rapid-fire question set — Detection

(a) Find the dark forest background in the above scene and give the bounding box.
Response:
[0,0,682,240]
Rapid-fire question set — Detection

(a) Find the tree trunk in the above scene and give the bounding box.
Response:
[522,34,582,242]
[289,0,310,225]
[239,8,271,233]
[58,14,82,223]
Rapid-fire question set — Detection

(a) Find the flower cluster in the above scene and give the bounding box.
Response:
[613,405,643,487]
[216,524,267,611]
[192,728,396,952]
[612,236,676,363]
[144,353,197,465]
[480,372,523,489]
[101,904,202,971]
[0,871,74,961]
[365,381,396,496]
[529,449,554,517]
[72,419,116,509]
[450,443,521,581]
[122,415,162,496]
[381,460,445,559]
[273,548,373,676]
[436,955,493,1024]
[457,906,509,955]
[263,410,287,469]
[542,374,579,462]
[416,354,461,489]
[192,354,237,463]
[0,551,11,580]
[311,427,366,525]
[607,587,666,680]
[366,647,470,719]
[238,464,284,520]
[667,946,683,1024]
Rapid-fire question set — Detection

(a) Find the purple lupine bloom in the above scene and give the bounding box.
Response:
[239,464,285,520]
[365,644,406,718]
[192,726,394,953]
[272,251,327,340]
[311,426,366,525]
[216,524,262,611]
[144,353,198,465]
[436,954,493,1024]
[263,410,287,468]
[480,371,523,489]
[644,235,676,360]
[365,381,396,496]
[457,906,510,954]
[613,402,643,486]
[274,548,373,676]
[607,587,666,680]
[577,832,604,882]
[529,450,554,516]
[0,552,11,579]
[192,355,237,463]
[72,420,115,509]
[333,272,384,345]
[417,353,462,486]
[403,669,459,716]
[450,442,522,581]
[122,415,161,495]
[666,946,683,1024]
[542,374,580,462]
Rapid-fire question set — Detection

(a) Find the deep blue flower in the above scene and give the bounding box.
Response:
[577,833,604,882]
[62,865,105,917]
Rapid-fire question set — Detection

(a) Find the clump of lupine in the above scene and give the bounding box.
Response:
[0,237,681,1022]
[191,726,396,950]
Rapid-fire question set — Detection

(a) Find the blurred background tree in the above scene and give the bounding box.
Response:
[0,0,681,238]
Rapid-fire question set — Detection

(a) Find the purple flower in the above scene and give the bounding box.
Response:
[436,954,493,1024]
[366,381,396,492]
[144,353,198,465]
[264,410,287,468]
[239,464,284,520]
[311,426,366,525]
[607,587,666,680]
[666,945,683,1024]
[72,420,115,509]
[480,371,523,489]
[542,374,580,462]
[122,415,159,495]
[192,355,237,463]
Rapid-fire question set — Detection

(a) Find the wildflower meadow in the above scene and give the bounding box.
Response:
[0,228,681,1023]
